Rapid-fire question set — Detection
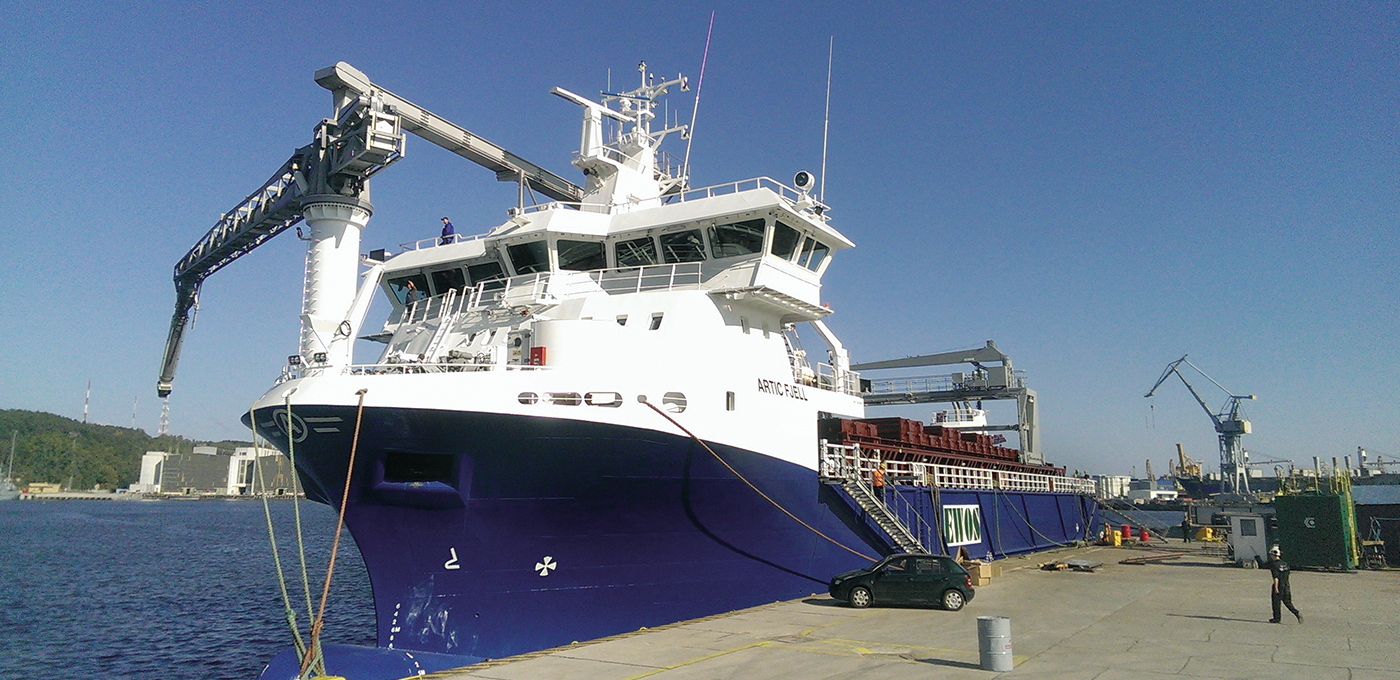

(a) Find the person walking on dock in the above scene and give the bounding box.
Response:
[1181,515,1193,543]
[1268,546,1302,624]
[440,217,456,245]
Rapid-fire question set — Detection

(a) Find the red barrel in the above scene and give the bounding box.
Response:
[1139,527,1150,542]
[1122,524,1131,539]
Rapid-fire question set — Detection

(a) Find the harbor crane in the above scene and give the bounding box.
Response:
[1145,355,1256,495]
[156,62,599,398]
[852,341,1041,465]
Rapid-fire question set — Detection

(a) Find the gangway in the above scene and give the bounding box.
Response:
[157,62,587,397]
[820,448,931,554]
[852,341,1042,465]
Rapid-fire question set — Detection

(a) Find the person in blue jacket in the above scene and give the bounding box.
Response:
[440,217,455,245]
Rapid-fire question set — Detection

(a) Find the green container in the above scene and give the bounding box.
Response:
[1275,493,1356,570]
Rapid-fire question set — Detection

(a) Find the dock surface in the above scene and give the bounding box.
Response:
[420,544,1400,680]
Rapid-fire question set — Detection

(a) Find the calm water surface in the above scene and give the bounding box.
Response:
[0,499,374,679]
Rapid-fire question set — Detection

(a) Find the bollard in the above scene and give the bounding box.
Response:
[977,616,1013,672]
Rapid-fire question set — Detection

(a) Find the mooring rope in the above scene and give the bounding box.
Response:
[299,389,368,678]
[642,401,876,562]
[283,394,324,677]
[993,484,1077,549]
[249,402,308,660]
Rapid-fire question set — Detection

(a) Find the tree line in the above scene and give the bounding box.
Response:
[0,409,249,490]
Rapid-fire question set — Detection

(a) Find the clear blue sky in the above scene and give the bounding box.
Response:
[2,2,1395,476]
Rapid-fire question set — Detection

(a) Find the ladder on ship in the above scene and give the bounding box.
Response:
[821,450,932,555]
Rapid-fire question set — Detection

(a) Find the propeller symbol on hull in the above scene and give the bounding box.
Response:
[535,556,557,576]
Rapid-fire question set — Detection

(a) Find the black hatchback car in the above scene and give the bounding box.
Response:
[829,554,975,610]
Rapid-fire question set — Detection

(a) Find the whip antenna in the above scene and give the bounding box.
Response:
[683,11,715,186]
[820,35,833,202]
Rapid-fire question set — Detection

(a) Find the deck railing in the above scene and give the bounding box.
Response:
[820,441,1096,495]
[394,263,706,325]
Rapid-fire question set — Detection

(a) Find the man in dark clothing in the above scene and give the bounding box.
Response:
[1268,546,1302,624]
[1181,516,1193,543]
[440,217,455,245]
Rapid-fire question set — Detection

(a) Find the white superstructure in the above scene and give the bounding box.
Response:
[257,64,864,468]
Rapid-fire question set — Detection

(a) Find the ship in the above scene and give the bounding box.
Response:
[155,62,1100,680]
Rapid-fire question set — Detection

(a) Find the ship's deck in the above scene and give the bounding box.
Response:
[418,542,1399,680]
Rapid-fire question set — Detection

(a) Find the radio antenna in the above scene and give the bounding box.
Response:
[683,11,715,186]
[820,35,833,202]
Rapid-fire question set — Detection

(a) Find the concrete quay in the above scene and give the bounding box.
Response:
[422,543,1400,680]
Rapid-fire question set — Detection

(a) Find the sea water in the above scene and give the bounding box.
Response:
[0,499,374,679]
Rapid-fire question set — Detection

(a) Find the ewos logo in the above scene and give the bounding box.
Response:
[943,504,983,547]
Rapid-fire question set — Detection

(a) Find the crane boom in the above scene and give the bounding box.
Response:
[158,62,583,398]
[1145,356,1220,428]
[313,62,583,203]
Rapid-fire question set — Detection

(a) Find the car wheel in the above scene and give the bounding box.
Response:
[849,586,872,608]
[942,589,965,611]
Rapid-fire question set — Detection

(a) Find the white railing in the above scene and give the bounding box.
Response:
[513,176,832,217]
[398,231,492,251]
[394,263,707,325]
[664,176,829,212]
[820,442,1096,495]
[346,360,548,376]
[866,370,1030,396]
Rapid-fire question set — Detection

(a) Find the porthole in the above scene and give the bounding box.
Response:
[518,392,539,405]
[585,392,623,407]
[548,392,583,406]
[662,392,687,413]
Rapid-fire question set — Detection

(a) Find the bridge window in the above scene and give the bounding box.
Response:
[466,261,505,284]
[429,268,467,295]
[659,229,706,263]
[771,221,801,259]
[798,237,829,271]
[557,239,606,271]
[614,236,658,267]
[387,274,430,305]
[507,241,549,274]
[709,219,765,259]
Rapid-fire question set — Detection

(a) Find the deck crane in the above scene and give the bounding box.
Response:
[1145,355,1257,495]
[156,62,587,397]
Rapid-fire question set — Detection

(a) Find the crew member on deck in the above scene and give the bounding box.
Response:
[440,217,455,245]
[872,464,886,503]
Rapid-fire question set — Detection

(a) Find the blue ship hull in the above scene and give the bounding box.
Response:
[248,405,1097,680]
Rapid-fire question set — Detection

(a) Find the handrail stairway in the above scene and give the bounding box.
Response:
[821,445,935,555]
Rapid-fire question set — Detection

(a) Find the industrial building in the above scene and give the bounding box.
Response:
[131,446,299,496]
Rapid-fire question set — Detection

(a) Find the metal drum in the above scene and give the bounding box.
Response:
[977,616,1014,671]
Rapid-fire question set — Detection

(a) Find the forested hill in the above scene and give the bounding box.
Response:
[0,410,250,490]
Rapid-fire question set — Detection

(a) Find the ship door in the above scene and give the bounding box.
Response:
[508,329,533,365]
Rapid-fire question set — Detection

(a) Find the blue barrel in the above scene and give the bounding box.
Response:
[977,616,1013,671]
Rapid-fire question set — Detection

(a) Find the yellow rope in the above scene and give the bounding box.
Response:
[300,389,368,678]
[249,402,308,660]
[642,401,875,562]
[283,394,324,677]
